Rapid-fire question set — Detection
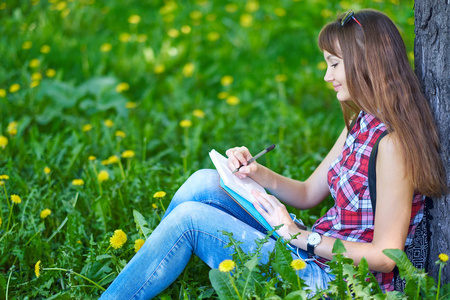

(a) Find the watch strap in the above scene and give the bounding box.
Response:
[307,242,315,256]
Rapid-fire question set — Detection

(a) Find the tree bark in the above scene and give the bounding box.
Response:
[414,0,450,283]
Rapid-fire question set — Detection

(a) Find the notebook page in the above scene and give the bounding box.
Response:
[209,149,266,203]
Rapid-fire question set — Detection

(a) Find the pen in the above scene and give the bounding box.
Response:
[232,144,276,174]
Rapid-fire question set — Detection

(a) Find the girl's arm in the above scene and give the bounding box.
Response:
[226,127,348,209]
[252,133,413,273]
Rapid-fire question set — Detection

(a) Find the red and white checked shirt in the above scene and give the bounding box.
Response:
[312,111,424,292]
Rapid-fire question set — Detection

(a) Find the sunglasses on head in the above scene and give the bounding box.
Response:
[341,10,362,27]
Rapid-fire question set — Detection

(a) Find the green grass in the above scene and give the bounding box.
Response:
[0,0,416,298]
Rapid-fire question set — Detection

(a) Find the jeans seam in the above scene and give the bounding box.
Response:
[130,229,229,299]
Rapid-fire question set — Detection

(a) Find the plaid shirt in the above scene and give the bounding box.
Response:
[312,111,425,292]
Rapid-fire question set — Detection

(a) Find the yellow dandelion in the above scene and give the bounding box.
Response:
[219,259,236,272]
[189,10,203,20]
[207,32,220,42]
[0,136,8,149]
[40,45,51,54]
[225,3,238,13]
[107,155,120,164]
[182,62,195,77]
[290,259,306,271]
[35,260,41,277]
[0,89,6,97]
[0,217,2,227]
[98,170,109,182]
[153,191,167,198]
[72,179,84,186]
[115,130,126,138]
[55,1,66,10]
[125,101,137,109]
[181,25,192,34]
[134,239,145,253]
[122,150,135,158]
[168,28,180,38]
[9,84,20,93]
[11,194,22,204]
[159,1,177,15]
[152,203,158,209]
[30,81,40,88]
[226,95,240,106]
[44,167,51,174]
[29,59,40,68]
[110,229,127,249]
[104,119,114,128]
[40,208,52,219]
[240,14,254,27]
[100,43,112,53]
[275,74,288,82]
[137,34,148,43]
[439,253,449,262]
[317,61,327,71]
[193,109,205,118]
[115,82,130,93]
[22,41,33,50]
[31,73,42,81]
[217,91,228,99]
[274,7,286,17]
[46,69,56,78]
[128,14,141,24]
[0,181,4,187]
[0,175,9,180]
[89,156,96,161]
[179,119,192,128]
[119,32,131,43]
[7,121,18,136]
[245,0,259,12]
[220,75,233,86]
[154,64,165,74]
[82,124,92,132]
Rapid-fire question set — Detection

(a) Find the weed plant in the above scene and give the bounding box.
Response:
[1,0,445,299]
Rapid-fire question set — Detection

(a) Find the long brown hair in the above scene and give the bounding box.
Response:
[318,9,446,196]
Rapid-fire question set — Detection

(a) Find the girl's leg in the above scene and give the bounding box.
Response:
[163,169,266,233]
[100,201,275,299]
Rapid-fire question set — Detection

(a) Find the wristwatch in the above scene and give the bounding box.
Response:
[307,232,322,256]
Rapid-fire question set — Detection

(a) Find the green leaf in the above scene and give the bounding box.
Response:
[209,269,239,300]
[133,209,151,240]
[283,290,308,300]
[271,241,298,286]
[382,249,415,278]
[331,238,347,255]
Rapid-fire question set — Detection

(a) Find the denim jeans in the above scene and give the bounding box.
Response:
[100,169,334,299]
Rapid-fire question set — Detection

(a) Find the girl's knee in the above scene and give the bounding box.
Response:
[164,169,220,217]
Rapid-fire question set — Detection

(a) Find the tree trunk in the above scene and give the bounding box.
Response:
[414,0,450,283]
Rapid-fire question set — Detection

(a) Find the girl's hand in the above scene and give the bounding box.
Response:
[251,190,297,239]
[226,146,259,178]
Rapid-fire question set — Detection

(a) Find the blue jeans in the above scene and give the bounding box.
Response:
[100,169,334,299]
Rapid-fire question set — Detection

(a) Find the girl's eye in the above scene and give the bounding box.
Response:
[331,63,338,68]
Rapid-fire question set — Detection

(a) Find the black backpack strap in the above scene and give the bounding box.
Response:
[368,130,389,216]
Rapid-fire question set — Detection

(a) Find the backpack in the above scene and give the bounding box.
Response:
[368,131,431,291]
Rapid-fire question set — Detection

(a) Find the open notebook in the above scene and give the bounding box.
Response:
[209,149,305,237]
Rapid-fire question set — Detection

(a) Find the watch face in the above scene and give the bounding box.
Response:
[308,233,321,245]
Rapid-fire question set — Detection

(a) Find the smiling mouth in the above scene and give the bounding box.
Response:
[333,85,341,92]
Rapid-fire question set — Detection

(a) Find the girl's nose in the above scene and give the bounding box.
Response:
[324,68,333,82]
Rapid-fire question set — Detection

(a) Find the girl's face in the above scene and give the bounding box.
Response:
[323,50,351,102]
